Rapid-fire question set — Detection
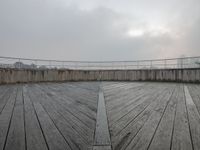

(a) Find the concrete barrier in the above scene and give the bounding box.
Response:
[0,68,200,84]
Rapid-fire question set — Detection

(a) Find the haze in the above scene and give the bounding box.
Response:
[0,0,200,61]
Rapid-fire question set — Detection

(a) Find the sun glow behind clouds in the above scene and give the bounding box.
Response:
[127,25,171,38]
[127,29,144,37]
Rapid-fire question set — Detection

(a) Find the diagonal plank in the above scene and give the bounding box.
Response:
[184,85,200,150]
[93,86,111,149]
[33,102,72,150]
[28,85,89,150]
[148,85,179,150]
[110,83,174,150]
[0,82,200,150]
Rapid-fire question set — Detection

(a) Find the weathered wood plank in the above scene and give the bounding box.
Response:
[94,87,111,146]
[93,145,112,150]
[148,85,179,150]
[29,85,89,150]
[171,85,193,150]
[111,85,173,150]
[107,85,154,116]
[110,85,169,137]
[4,86,26,150]
[124,84,175,150]
[33,102,72,150]
[184,85,200,150]
[0,86,17,150]
[40,83,97,122]
[108,84,167,123]
[0,86,12,113]
[23,86,48,150]
[188,85,200,115]
[1,82,200,150]
[104,84,147,107]
[103,83,146,102]
[32,84,95,143]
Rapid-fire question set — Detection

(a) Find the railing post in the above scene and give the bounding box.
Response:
[49,60,52,68]
[180,58,183,69]
[75,62,78,70]
[164,59,166,69]
[19,59,21,69]
[35,60,37,69]
[62,61,64,69]
[124,62,126,70]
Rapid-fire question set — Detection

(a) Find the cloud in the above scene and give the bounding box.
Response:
[0,0,199,61]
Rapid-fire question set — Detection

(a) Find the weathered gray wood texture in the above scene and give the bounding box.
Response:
[0,68,200,84]
[102,82,200,150]
[0,82,99,150]
[0,82,200,150]
[94,87,111,147]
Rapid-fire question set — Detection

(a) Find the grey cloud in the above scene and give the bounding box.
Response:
[0,0,199,61]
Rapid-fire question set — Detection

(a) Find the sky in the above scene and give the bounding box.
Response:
[0,0,200,61]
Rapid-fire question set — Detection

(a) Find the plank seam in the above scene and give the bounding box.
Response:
[184,85,195,150]
[111,87,166,127]
[147,85,176,150]
[169,86,179,150]
[31,85,91,147]
[41,104,74,150]
[3,87,18,150]
[0,87,12,114]
[35,85,93,144]
[114,86,170,137]
[37,84,95,130]
[22,87,27,150]
[123,86,173,150]
[28,89,50,150]
[189,85,200,117]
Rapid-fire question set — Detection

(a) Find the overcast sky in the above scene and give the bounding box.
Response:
[0,0,200,61]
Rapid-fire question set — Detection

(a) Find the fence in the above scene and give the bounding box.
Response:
[0,56,200,70]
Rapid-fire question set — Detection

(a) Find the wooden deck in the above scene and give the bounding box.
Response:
[0,82,200,150]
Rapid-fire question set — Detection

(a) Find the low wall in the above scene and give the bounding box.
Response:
[0,68,200,84]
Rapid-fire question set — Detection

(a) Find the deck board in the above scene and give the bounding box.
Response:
[23,86,48,150]
[108,84,172,149]
[0,82,200,150]
[0,86,13,114]
[33,102,72,150]
[0,86,17,150]
[171,85,193,150]
[4,87,26,150]
[184,85,200,150]
[148,85,179,150]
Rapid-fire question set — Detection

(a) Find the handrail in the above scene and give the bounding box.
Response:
[0,55,200,63]
[0,55,200,70]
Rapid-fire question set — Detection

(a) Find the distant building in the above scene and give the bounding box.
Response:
[14,62,24,68]
[0,63,13,68]
[14,62,37,69]
[39,65,47,69]
[30,63,37,69]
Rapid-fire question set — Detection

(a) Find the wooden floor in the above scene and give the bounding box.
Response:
[0,82,200,150]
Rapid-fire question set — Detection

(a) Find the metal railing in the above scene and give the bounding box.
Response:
[0,56,200,70]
